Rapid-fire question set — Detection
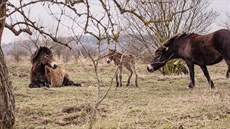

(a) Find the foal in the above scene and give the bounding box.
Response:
[106,49,138,87]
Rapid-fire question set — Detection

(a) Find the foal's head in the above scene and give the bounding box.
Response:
[106,49,116,64]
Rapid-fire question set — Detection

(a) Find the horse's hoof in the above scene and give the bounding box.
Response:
[226,74,229,78]
[29,83,39,88]
[75,83,82,87]
[188,84,194,89]
[210,81,215,89]
[46,84,51,88]
[29,84,33,88]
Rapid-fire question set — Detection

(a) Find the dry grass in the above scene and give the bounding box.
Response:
[7,58,230,129]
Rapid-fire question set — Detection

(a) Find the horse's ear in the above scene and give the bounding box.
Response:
[165,47,169,51]
[108,48,114,52]
[162,45,169,51]
[50,44,57,50]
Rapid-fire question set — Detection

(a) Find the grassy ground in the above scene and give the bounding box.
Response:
[7,59,230,129]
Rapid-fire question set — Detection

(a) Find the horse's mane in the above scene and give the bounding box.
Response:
[163,33,195,46]
[31,46,52,64]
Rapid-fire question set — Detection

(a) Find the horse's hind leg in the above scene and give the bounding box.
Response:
[134,67,138,87]
[226,66,230,78]
[126,65,133,87]
[115,69,119,87]
[225,60,230,78]
[63,76,81,87]
[199,65,214,89]
[119,66,123,87]
[132,64,138,87]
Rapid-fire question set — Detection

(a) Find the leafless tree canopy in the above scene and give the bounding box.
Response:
[219,13,230,29]
[120,0,218,57]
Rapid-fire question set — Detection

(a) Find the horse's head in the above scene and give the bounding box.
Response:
[31,46,57,68]
[147,34,185,72]
[106,49,116,64]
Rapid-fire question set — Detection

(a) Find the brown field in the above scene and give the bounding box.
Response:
[7,58,230,129]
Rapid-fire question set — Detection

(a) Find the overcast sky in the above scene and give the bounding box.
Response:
[2,0,230,43]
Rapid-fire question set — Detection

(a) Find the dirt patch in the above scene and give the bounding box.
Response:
[12,73,28,77]
[62,103,93,114]
[59,103,108,126]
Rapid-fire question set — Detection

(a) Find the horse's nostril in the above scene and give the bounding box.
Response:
[147,67,151,72]
[53,64,58,69]
[106,60,111,64]
[50,62,58,68]
[147,64,154,72]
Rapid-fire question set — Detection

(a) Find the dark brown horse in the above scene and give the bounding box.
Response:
[106,49,138,87]
[29,46,57,88]
[147,29,230,89]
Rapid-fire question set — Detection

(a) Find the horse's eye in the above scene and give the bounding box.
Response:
[44,55,49,58]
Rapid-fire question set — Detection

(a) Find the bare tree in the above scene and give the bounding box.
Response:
[0,1,15,128]
[219,13,230,29]
[119,0,218,74]
[7,42,28,63]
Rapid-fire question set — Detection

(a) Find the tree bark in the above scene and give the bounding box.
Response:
[0,0,15,128]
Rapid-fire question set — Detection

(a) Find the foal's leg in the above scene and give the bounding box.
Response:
[115,68,119,87]
[133,65,138,87]
[185,60,195,89]
[119,66,123,87]
[125,65,133,86]
[131,64,138,87]
[199,65,215,89]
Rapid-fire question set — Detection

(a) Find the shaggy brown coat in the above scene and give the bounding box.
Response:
[29,46,56,88]
[45,65,81,87]
[45,66,66,87]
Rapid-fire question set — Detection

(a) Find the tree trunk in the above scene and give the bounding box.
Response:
[0,0,15,128]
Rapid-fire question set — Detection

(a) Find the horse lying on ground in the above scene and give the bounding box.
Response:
[29,46,81,88]
[29,46,57,88]
[45,65,81,87]
[147,29,230,89]
[106,49,138,87]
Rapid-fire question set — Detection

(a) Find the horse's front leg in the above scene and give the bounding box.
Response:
[40,79,51,88]
[29,81,40,88]
[185,60,195,89]
[199,65,215,89]
[126,66,133,87]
